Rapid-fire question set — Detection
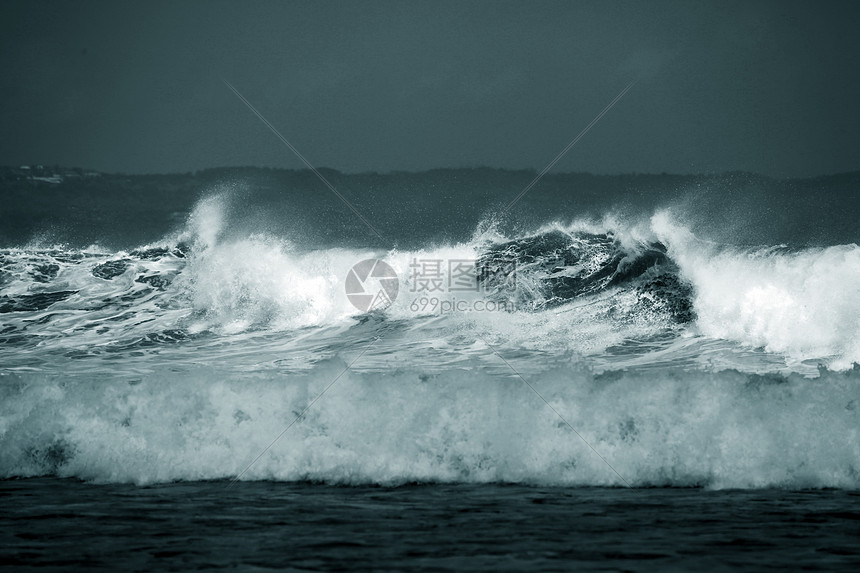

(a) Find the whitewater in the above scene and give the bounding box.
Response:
[2,187,858,489]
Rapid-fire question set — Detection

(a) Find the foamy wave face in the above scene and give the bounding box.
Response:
[179,237,366,333]
[1,363,858,488]
[169,193,371,332]
[653,212,860,369]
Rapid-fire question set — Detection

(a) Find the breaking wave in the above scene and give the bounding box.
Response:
[1,193,859,487]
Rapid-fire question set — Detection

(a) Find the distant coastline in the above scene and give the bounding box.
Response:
[3,163,860,183]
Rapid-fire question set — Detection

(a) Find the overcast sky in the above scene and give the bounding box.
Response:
[1,0,858,176]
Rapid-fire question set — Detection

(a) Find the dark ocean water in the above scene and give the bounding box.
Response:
[2,168,859,569]
[3,480,860,571]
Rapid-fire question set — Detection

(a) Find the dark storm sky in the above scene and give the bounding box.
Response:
[1,0,858,176]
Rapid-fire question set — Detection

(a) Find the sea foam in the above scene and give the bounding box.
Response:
[1,362,857,488]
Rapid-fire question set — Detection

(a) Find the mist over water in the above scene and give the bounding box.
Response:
[1,170,859,489]
[3,169,859,250]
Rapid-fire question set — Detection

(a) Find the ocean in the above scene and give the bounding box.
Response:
[1,167,859,570]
